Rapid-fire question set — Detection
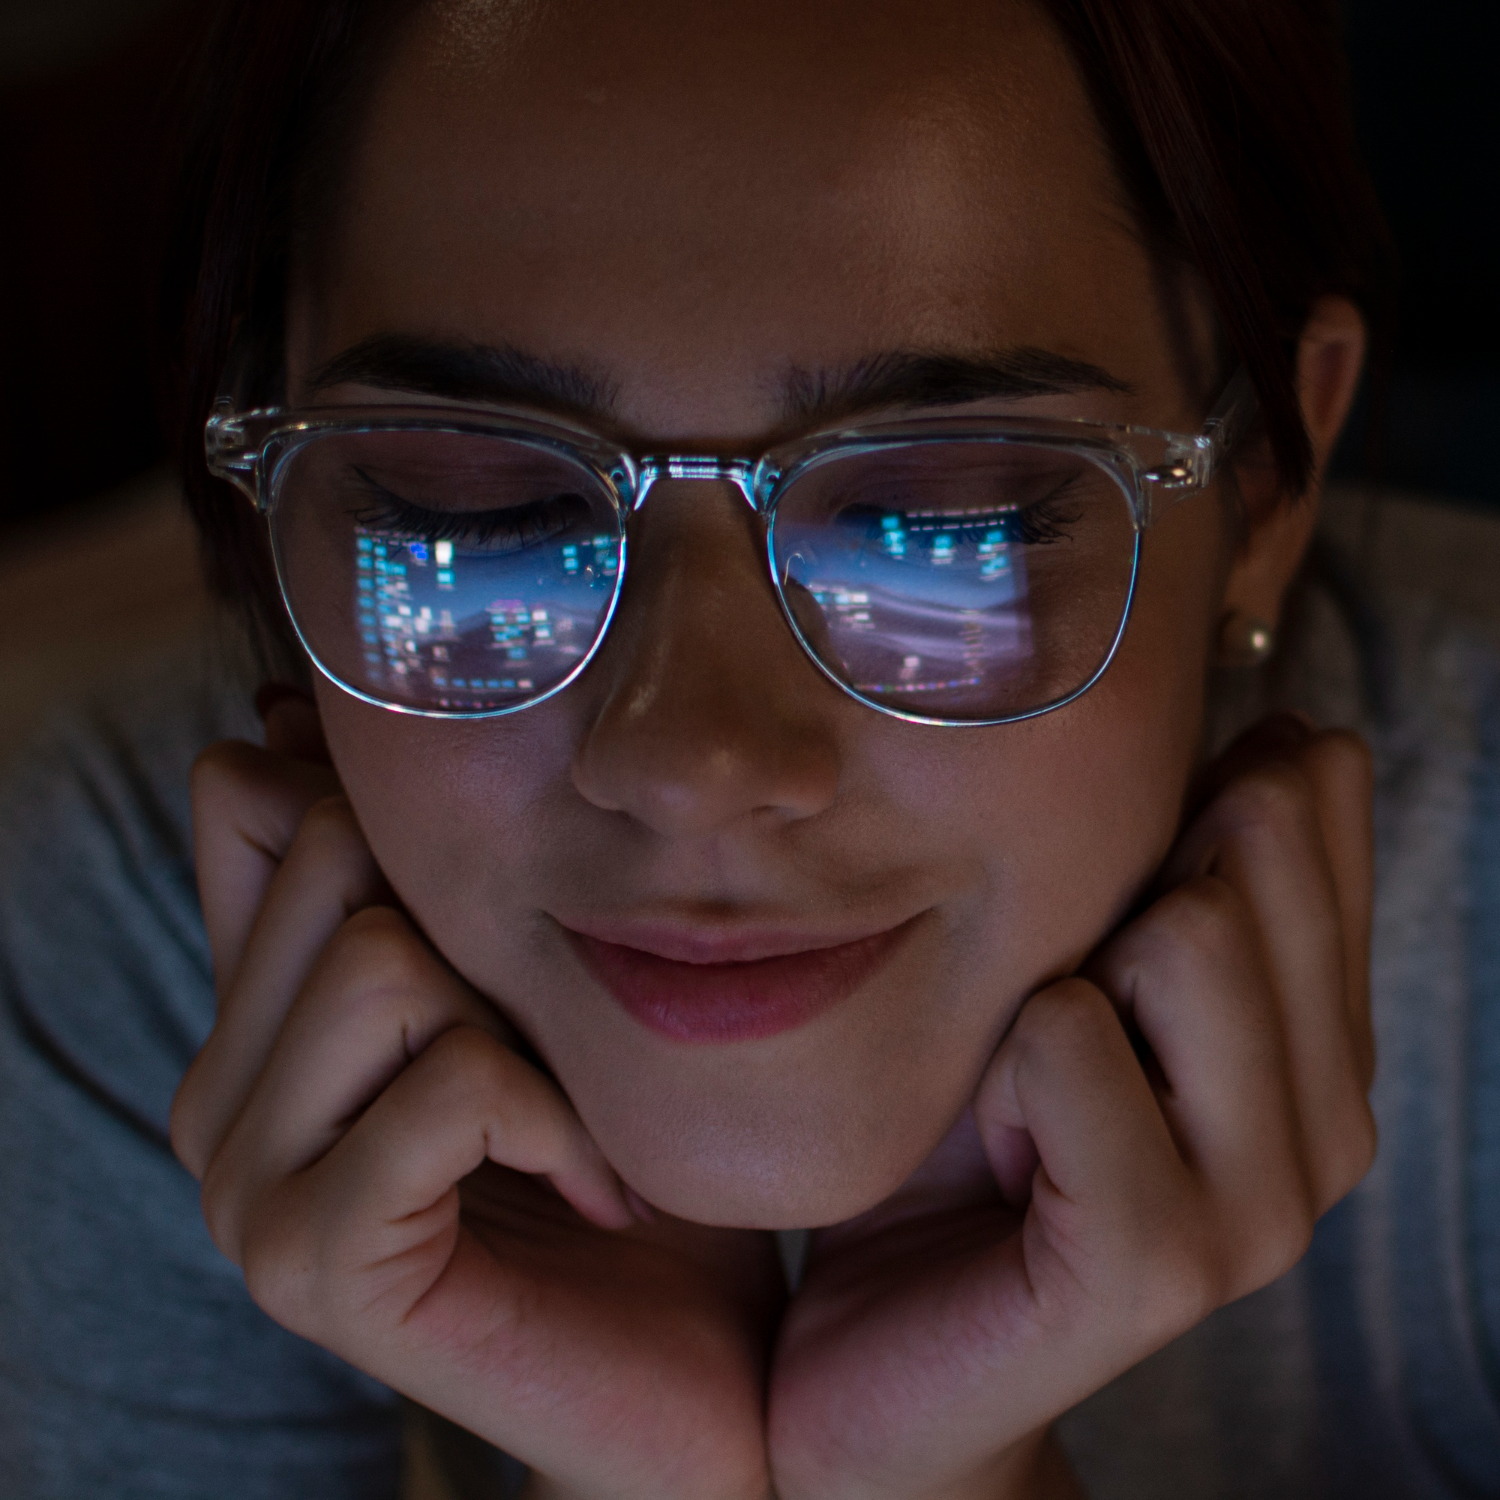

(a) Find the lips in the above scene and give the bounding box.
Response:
[567,921,911,1044]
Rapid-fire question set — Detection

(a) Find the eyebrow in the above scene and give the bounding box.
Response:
[780,348,1132,425]
[308,334,1131,429]
[309,335,616,420]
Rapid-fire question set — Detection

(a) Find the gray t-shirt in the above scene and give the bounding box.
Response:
[1,490,1497,1498]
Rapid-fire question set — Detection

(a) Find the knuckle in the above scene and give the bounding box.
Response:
[1014,978,1115,1053]
[1131,1180,1319,1332]
[295,793,361,851]
[1238,1200,1316,1295]
[1308,727,1374,788]
[1219,760,1314,836]
[1117,877,1255,982]
[413,1026,524,1125]
[315,906,439,1017]
[239,1203,324,1338]
[168,1076,210,1181]
[301,910,486,1061]
[425,1024,507,1095]
[189,739,265,816]
[1351,1100,1379,1179]
[198,1149,247,1266]
[199,1164,346,1345]
[1155,876,1246,948]
[190,737,261,789]
[1135,1215,1222,1335]
[1320,1098,1379,1208]
[1214,1168,1319,1299]
[326,904,422,978]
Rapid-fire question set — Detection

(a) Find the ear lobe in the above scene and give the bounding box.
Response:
[1219,295,1367,641]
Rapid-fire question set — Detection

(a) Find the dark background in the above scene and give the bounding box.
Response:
[1,0,1496,527]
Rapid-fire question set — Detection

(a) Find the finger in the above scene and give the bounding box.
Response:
[974,980,1204,1327]
[1176,718,1374,1060]
[257,684,332,765]
[205,906,515,1245]
[191,739,341,989]
[173,795,386,1178]
[1298,731,1375,1086]
[1163,744,1375,1213]
[1086,876,1312,1294]
[279,1025,634,1280]
[1182,711,1315,825]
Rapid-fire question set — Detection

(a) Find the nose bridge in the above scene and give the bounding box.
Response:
[570,472,840,835]
[635,455,760,512]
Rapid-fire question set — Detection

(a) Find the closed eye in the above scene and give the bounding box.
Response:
[833,492,1082,548]
[349,468,596,551]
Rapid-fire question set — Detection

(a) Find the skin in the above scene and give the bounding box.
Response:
[170,0,1377,1495]
[298,0,1251,1227]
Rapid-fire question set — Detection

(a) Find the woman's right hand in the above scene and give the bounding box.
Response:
[170,694,780,1500]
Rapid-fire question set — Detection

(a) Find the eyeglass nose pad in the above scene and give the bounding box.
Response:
[633,457,760,513]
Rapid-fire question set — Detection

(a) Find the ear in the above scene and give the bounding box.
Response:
[1219,295,1368,644]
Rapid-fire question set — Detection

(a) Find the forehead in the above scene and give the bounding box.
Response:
[312,0,1159,436]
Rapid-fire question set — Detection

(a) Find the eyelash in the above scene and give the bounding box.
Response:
[1008,493,1082,545]
[350,470,594,551]
[345,467,1081,554]
[840,489,1083,548]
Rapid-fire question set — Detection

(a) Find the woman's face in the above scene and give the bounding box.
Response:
[289,0,1237,1227]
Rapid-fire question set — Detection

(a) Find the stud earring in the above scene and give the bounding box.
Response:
[1217,611,1276,667]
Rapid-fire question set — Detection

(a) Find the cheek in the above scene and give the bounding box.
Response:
[947,515,1223,972]
[944,673,1198,989]
[313,682,575,950]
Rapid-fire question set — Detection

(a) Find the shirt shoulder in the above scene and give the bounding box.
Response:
[0,640,257,1141]
[0,638,407,1499]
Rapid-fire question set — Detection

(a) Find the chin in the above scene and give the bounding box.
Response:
[620,1146,915,1231]
[573,1067,958,1230]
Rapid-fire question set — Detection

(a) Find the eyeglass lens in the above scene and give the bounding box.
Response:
[770,442,1137,721]
[271,431,624,712]
[270,429,1138,722]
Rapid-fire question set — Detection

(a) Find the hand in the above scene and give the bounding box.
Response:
[767,714,1376,1500]
[171,692,781,1500]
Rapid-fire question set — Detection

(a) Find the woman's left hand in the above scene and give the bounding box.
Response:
[766,715,1377,1500]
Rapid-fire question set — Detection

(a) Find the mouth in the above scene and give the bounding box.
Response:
[563,917,917,1044]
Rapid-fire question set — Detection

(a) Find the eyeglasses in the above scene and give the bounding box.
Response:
[205,372,1254,727]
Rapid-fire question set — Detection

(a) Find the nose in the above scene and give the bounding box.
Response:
[571,482,841,838]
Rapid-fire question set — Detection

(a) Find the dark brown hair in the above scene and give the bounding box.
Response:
[158,0,1392,654]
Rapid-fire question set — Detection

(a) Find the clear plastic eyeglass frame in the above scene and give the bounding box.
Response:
[205,369,1257,727]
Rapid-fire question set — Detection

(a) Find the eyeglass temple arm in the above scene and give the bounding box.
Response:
[204,405,264,509]
[204,324,281,510]
[1139,365,1259,525]
[1199,365,1258,469]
